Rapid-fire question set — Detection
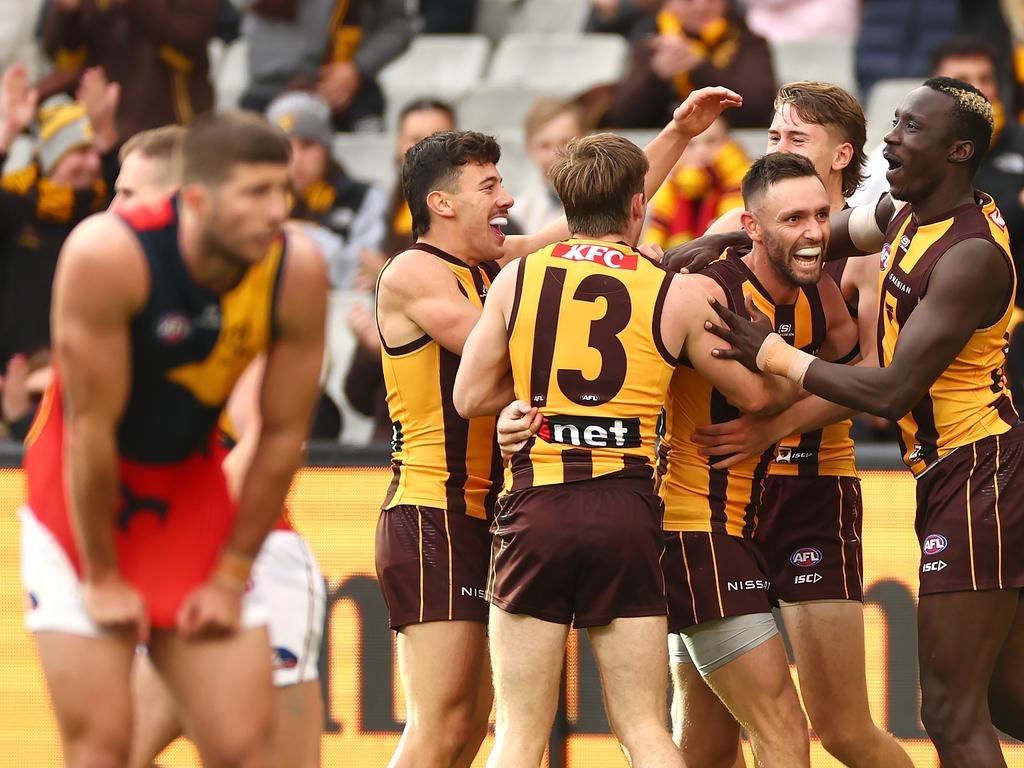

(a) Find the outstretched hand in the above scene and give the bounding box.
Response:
[671,86,743,140]
[705,293,774,372]
[0,63,38,145]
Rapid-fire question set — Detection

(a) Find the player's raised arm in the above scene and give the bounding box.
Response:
[503,87,743,263]
[53,214,149,640]
[706,237,1009,419]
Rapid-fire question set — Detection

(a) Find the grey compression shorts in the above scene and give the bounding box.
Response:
[668,612,779,676]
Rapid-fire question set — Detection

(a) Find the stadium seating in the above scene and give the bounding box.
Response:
[457,85,552,135]
[486,33,630,97]
[379,34,492,130]
[770,38,857,96]
[332,132,397,188]
[210,36,249,112]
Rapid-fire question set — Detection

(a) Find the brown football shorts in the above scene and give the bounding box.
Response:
[375,504,491,630]
[662,530,773,633]
[487,475,667,628]
[916,423,1024,595]
[756,475,864,603]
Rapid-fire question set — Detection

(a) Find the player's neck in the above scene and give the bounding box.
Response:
[571,230,632,246]
[906,178,977,225]
[177,212,248,293]
[826,176,846,214]
[745,247,800,305]
[417,230,484,269]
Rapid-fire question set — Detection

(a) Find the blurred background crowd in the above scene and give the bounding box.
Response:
[0,0,1022,449]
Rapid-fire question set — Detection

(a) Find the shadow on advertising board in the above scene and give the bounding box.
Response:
[0,467,1021,766]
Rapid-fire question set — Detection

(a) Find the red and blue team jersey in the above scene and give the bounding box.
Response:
[24,198,288,626]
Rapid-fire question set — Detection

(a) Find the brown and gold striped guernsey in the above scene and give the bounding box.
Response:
[660,249,830,537]
[878,191,1018,476]
[506,238,677,490]
[379,243,502,520]
[770,260,858,478]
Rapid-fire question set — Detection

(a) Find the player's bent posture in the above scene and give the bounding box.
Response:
[685,83,912,768]
[453,132,792,767]
[20,112,328,768]
[374,87,742,768]
[707,78,1024,767]
[109,127,327,768]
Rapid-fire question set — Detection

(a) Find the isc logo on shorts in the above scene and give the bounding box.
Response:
[538,414,641,449]
[790,547,823,568]
[794,573,823,584]
[551,242,638,270]
[922,534,947,555]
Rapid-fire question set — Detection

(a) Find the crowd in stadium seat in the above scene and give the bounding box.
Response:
[0,0,1023,447]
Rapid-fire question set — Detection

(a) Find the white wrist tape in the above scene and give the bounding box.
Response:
[848,202,886,253]
[755,333,815,386]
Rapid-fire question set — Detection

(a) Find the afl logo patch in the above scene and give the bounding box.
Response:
[790,547,823,568]
[923,534,947,556]
[880,243,891,270]
[155,312,191,345]
[272,647,299,670]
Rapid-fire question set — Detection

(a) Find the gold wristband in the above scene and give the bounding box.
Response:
[756,333,814,386]
[212,548,254,594]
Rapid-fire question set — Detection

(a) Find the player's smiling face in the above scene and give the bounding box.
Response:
[447,161,514,262]
[767,105,848,190]
[754,175,830,287]
[883,87,962,203]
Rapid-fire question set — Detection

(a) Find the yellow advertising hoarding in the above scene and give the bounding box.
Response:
[1,467,1021,767]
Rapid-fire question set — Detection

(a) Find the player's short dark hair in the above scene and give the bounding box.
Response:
[401,130,502,239]
[742,152,822,209]
[928,35,999,75]
[774,81,867,198]
[181,111,290,186]
[549,133,648,237]
[923,76,994,173]
[399,98,456,126]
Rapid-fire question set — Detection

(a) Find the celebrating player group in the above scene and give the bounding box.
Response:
[17,60,1023,768]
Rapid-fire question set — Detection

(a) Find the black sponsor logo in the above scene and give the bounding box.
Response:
[537,414,641,449]
[390,421,404,454]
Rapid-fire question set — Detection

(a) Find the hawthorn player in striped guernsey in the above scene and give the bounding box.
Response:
[452,128,792,766]
[687,83,913,768]
[374,87,744,768]
[708,78,1024,765]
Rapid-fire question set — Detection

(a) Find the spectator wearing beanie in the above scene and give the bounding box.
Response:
[266,90,388,291]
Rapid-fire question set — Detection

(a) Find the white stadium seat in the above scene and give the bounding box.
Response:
[211,37,250,111]
[457,86,553,134]
[770,38,857,95]
[487,33,629,97]
[512,0,590,34]
[332,133,397,188]
[379,34,492,129]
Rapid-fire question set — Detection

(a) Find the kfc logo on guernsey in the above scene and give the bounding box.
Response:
[790,547,823,568]
[551,242,638,270]
[880,243,891,270]
[538,414,642,449]
[989,207,1007,230]
[923,534,948,556]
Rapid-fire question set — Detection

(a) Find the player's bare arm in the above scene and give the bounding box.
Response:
[672,274,798,415]
[707,237,1010,419]
[178,232,327,639]
[377,249,485,355]
[665,193,899,274]
[453,261,518,417]
[53,213,150,641]
[503,86,744,263]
